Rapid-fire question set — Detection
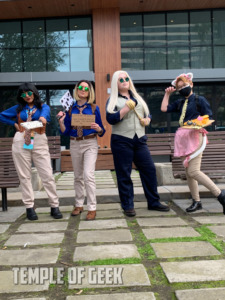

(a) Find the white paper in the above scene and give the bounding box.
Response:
[59,91,74,111]
[20,121,44,130]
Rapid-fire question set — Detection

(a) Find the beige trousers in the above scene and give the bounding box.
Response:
[70,137,98,211]
[12,132,59,208]
[182,133,221,201]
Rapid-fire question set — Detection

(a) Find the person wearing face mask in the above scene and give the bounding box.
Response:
[106,70,170,217]
[161,73,225,213]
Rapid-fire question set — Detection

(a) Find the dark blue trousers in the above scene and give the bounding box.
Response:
[111,134,160,211]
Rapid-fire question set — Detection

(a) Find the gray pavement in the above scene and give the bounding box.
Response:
[0,171,225,299]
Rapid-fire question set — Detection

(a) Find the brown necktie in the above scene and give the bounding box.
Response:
[24,108,37,145]
[76,105,87,137]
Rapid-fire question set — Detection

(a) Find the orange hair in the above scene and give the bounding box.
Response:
[176,76,192,90]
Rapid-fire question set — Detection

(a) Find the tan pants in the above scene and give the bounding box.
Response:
[182,133,221,201]
[12,132,59,208]
[70,137,98,211]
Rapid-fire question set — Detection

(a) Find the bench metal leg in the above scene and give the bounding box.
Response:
[1,188,8,211]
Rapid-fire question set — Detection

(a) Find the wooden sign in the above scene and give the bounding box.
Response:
[71,114,95,127]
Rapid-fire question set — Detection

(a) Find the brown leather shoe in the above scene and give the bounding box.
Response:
[71,207,83,216]
[86,210,96,221]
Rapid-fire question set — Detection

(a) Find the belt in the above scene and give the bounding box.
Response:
[70,134,97,141]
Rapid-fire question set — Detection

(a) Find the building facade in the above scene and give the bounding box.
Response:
[0,0,225,148]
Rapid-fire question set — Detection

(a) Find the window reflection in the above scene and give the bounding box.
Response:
[167,12,189,46]
[0,16,92,72]
[213,10,225,45]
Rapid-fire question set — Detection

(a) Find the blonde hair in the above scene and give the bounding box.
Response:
[107,70,149,116]
[176,76,193,90]
[74,80,95,104]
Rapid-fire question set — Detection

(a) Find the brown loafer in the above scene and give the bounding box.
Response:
[86,210,96,221]
[71,207,83,216]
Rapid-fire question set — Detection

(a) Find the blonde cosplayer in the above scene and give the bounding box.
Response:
[107,70,150,117]
[74,80,95,104]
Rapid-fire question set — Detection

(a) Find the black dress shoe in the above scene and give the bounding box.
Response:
[186,199,202,213]
[51,207,63,219]
[218,190,225,214]
[124,209,136,217]
[148,203,170,212]
[26,207,38,221]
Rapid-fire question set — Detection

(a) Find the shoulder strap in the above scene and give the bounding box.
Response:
[68,106,72,117]
[195,95,201,113]
[91,104,96,115]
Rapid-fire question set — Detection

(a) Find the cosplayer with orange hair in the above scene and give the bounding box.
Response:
[161,73,225,213]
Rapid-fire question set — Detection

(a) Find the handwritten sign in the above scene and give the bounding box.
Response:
[71,114,95,127]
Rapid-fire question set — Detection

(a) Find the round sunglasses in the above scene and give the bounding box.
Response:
[119,77,129,83]
[21,91,33,98]
[78,85,89,92]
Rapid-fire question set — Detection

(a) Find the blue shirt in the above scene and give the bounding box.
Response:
[166,93,213,122]
[106,93,152,125]
[0,104,51,126]
[61,102,105,137]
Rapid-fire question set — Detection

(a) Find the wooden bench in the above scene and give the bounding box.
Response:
[0,136,61,211]
[172,131,225,180]
[146,133,174,160]
[61,133,175,172]
[61,148,115,172]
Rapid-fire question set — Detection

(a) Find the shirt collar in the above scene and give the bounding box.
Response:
[74,101,88,108]
[118,90,134,100]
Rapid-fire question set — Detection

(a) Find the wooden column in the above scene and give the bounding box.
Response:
[92,8,121,148]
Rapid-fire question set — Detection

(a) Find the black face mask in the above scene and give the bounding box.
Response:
[179,85,192,97]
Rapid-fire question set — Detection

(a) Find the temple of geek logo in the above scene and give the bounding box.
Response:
[12,267,123,285]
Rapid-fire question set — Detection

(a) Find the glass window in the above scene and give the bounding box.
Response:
[23,20,45,47]
[190,11,211,45]
[168,47,190,69]
[191,47,212,68]
[120,15,143,47]
[0,49,22,72]
[48,48,69,72]
[214,46,225,68]
[71,48,93,71]
[23,49,46,72]
[144,48,166,70]
[144,13,166,47]
[121,48,143,70]
[46,19,69,47]
[69,17,92,47]
[213,10,225,45]
[167,12,189,46]
[0,21,21,48]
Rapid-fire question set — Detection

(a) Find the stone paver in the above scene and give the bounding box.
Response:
[79,219,128,230]
[36,206,73,213]
[173,198,222,213]
[73,244,140,261]
[25,212,70,222]
[80,210,124,220]
[17,222,68,232]
[14,298,46,300]
[137,217,187,227]
[0,223,10,233]
[175,287,225,300]
[193,216,225,224]
[151,241,220,258]
[67,292,156,299]
[0,207,24,223]
[134,208,176,217]
[5,233,64,246]
[142,227,200,239]
[68,264,150,289]
[0,248,60,265]
[208,225,225,238]
[161,260,225,283]
[77,229,133,243]
[0,271,49,293]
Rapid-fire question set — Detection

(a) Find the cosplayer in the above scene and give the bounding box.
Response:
[161,73,225,213]
[58,80,105,221]
[0,82,63,220]
[106,70,169,216]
